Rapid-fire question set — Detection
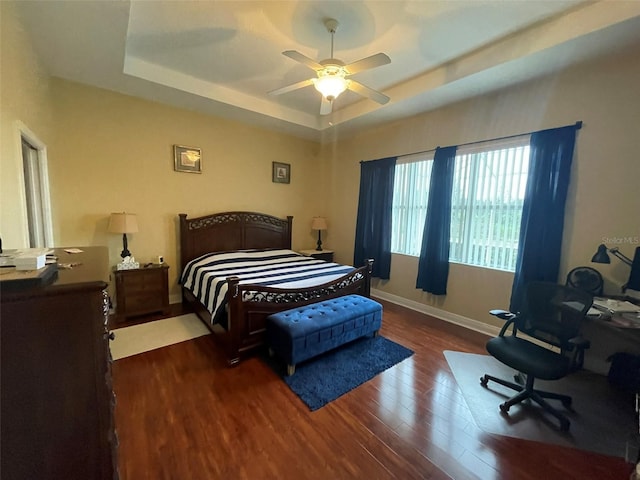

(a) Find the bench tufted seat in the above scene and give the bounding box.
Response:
[266,294,383,375]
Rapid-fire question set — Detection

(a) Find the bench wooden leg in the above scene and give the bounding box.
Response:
[287,364,296,376]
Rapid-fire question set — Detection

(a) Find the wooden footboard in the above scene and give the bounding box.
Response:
[224,259,373,366]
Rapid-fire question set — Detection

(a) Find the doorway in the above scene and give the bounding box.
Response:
[19,126,53,248]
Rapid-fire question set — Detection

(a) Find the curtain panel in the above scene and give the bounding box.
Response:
[509,124,580,312]
[353,157,397,279]
[416,146,457,295]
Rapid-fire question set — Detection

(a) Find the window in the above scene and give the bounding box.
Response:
[391,153,433,256]
[391,136,530,272]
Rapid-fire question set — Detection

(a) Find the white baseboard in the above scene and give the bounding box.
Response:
[371,289,567,353]
[168,288,499,338]
[371,288,500,339]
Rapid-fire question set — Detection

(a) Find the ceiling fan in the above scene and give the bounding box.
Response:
[269,18,391,115]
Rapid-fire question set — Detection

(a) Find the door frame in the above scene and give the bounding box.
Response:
[15,120,54,248]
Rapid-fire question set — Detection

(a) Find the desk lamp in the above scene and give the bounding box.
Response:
[591,243,633,266]
[592,243,635,292]
[311,217,328,251]
[108,212,138,259]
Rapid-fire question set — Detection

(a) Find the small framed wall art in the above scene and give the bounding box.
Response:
[272,162,290,184]
[174,145,202,173]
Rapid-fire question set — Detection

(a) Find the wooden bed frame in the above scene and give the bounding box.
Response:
[178,211,373,366]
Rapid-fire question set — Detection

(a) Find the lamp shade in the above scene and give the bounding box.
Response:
[311,217,328,231]
[108,213,138,234]
[591,243,611,264]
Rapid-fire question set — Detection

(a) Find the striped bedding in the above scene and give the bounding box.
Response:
[180,249,355,324]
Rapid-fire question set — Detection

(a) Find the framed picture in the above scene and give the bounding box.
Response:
[272,162,290,184]
[174,145,202,173]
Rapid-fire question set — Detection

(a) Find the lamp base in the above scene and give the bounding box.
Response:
[121,233,132,259]
[316,231,323,251]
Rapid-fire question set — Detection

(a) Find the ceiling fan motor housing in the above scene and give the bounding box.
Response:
[325,18,339,34]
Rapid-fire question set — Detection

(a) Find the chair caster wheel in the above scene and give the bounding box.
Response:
[499,403,510,413]
[480,376,488,387]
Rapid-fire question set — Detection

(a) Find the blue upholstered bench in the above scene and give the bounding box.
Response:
[266,294,383,375]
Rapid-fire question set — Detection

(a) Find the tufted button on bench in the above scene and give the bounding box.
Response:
[266,294,383,375]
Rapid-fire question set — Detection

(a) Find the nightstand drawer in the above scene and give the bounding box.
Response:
[120,269,164,292]
[114,265,170,320]
[299,249,334,262]
[120,293,164,315]
[311,251,333,262]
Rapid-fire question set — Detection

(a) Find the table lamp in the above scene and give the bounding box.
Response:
[108,212,138,259]
[311,216,328,251]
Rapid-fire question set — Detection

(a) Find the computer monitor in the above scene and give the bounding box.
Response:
[626,246,640,292]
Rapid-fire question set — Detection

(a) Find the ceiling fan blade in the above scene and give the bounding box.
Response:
[268,78,314,97]
[344,53,391,75]
[348,80,390,105]
[282,50,323,71]
[320,97,333,116]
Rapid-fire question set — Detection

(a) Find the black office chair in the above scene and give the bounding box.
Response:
[480,281,593,431]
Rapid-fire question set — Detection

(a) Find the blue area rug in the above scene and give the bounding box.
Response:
[268,335,414,411]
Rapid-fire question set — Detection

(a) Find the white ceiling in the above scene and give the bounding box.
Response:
[14,1,640,141]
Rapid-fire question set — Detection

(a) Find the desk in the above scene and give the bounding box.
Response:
[583,297,640,375]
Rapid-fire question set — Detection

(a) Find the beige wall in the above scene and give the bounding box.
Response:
[0,2,54,247]
[47,79,324,299]
[2,2,326,303]
[326,45,640,328]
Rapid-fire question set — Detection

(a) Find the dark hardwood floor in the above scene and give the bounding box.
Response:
[111,300,633,479]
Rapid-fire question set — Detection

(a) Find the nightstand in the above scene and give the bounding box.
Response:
[299,249,334,262]
[114,264,170,321]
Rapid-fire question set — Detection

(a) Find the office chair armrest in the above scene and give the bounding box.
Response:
[489,309,518,336]
[489,309,516,321]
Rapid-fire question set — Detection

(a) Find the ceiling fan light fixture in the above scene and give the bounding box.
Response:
[272,17,390,114]
[312,68,349,101]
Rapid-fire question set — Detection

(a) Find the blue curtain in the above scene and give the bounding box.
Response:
[509,124,580,312]
[416,146,457,294]
[353,156,397,279]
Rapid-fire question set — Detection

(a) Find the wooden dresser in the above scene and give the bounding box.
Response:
[0,246,118,480]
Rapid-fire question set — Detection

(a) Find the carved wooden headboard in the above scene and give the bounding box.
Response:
[178,211,293,271]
